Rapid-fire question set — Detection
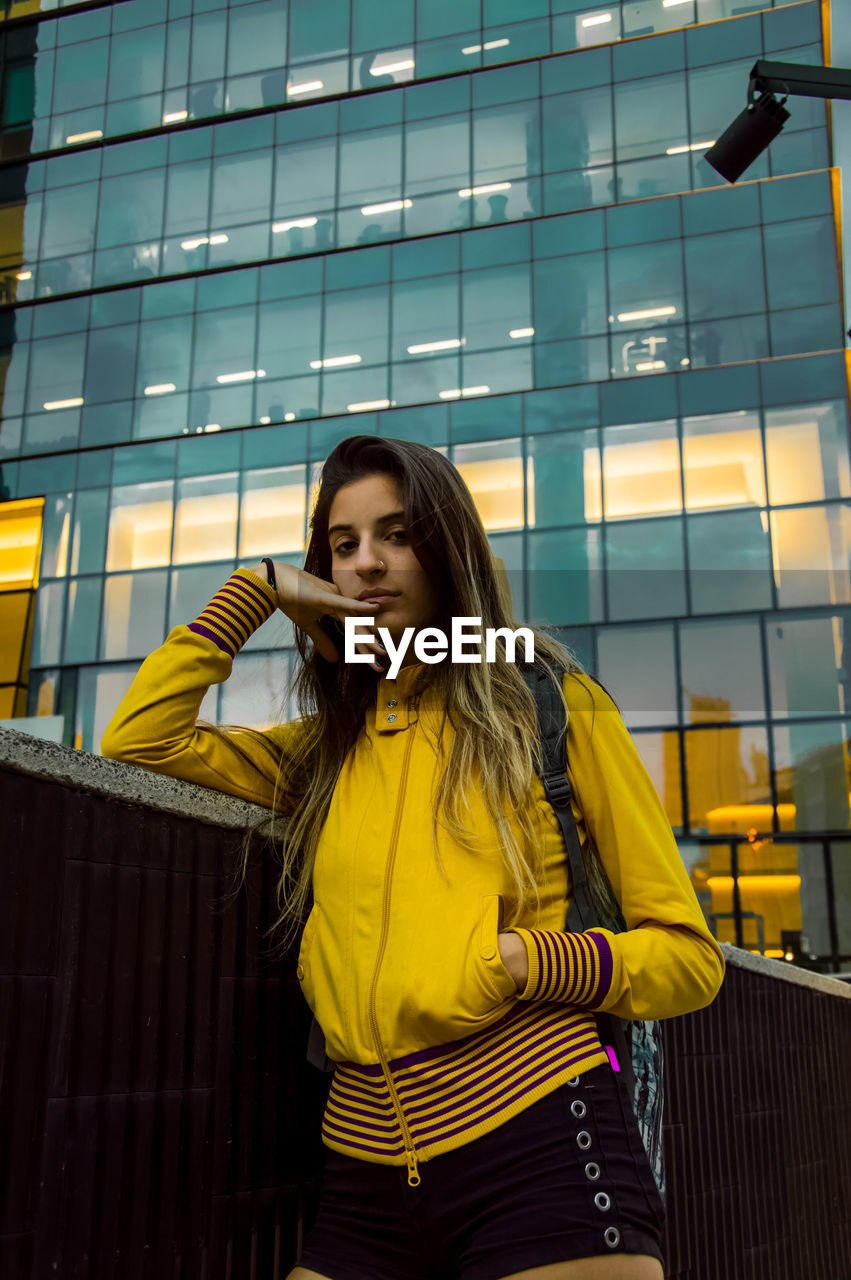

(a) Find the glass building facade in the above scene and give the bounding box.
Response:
[0,0,849,971]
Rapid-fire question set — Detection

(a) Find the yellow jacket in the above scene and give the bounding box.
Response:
[102,569,725,1185]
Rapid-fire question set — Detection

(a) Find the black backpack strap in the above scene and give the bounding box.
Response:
[521,663,636,1095]
[520,663,594,933]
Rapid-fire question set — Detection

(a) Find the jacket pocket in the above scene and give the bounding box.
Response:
[479,894,519,1000]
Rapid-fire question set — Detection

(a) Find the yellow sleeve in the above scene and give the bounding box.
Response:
[100,568,308,812]
[511,671,725,1021]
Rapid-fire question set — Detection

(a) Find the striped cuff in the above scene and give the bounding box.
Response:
[187,569,277,659]
[511,928,614,1009]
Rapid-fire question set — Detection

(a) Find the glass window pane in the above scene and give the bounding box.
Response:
[323,286,388,368]
[608,242,684,345]
[31,581,65,667]
[391,274,460,361]
[614,72,688,161]
[288,0,349,61]
[774,721,851,832]
[770,506,851,608]
[108,26,166,101]
[165,159,211,236]
[227,0,287,76]
[684,227,766,320]
[473,100,539,185]
[453,439,524,532]
[686,509,773,614]
[102,570,167,660]
[405,114,469,195]
[765,402,851,506]
[64,576,102,664]
[273,138,337,218]
[532,252,607,342]
[767,614,850,719]
[26,333,86,413]
[828,841,851,959]
[527,430,601,529]
[70,487,108,575]
[219,650,292,728]
[173,473,238,565]
[605,516,687,621]
[210,151,273,228]
[40,492,74,578]
[338,127,402,207]
[83,323,139,405]
[632,730,682,829]
[168,562,235,629]
[462,264,530,352]
[39,181,98,258]
[78,662,141,754]
[764,216,839,311]
[239,465,307,557]
[682,410,765,511]
[192,306,256,388]
[257,295,322,381]
[542,86,613,173]
[596,624,677,728]
[106,480,174,572]
[528,527,604,625]
[602,420,681,521]
[685,724,771,833]
[680,618,766,723]
[53,38,110,113]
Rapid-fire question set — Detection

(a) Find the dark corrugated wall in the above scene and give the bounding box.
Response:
[1,762,849,1280]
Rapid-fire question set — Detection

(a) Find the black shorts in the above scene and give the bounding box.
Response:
[297,1061,665,1280]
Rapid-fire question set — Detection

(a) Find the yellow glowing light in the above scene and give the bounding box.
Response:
[361,199,412,216]
[458,182,511,198]
[0,498,44,590]
[66,129,103,144]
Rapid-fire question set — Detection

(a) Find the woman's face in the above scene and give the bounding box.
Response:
[327,473,441,641]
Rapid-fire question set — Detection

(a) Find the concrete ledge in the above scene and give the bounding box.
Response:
[0,725,268,831]
[719,941,851,997]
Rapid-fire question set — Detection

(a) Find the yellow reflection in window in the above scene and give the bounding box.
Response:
[770,506,851,606]
[597,425,682,522]
[682,417,765,511]
[173,489,238,565]
[0,590,31,682]
[239,467,307,557]
[765,405,851,505]
[0,497,44,590]
[454,447,525,531]
[106,484,174,572]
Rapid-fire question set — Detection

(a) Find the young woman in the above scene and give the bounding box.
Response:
[102,434,725,1280]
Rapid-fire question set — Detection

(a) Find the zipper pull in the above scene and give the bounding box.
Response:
[405,1148,421,1187]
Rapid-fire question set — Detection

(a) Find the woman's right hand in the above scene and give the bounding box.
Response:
[251,560,381,664]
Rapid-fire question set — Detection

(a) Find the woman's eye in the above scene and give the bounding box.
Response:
[387,529,408,542]
[334,540,356,554]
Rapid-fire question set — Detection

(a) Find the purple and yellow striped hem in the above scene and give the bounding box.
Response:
[320,1002,609,1166]
[187,569,277,659]
[513,927,614,1007]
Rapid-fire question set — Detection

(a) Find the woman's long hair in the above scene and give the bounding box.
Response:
[252,435,586,955]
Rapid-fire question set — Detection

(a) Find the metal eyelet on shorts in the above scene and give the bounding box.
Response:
[566,1076,581,1087]
[604,1227,621,1249]
[576,1130,592,1151]
[584,1161,601,1180]
[570,1099,587,1119]
[594,1192,612,1212]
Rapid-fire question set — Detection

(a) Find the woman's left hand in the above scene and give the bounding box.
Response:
[497,932,529,993]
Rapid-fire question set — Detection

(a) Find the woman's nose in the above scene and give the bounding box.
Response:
[353,539,385,575]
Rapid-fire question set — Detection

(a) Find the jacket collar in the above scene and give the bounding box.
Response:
[372,661,432,733]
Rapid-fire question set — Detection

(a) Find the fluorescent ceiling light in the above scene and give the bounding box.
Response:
[666,141,716,154]
[310,354,362,369]
[458,182,511,198]
[635,361,667,371]
[616,306,677,322]
[181,234,229,250]
[16,270,31,281]
[284,412,296,422]
[216,370,266,384]
[287,80,324,95]
[439,386,490,400]
[581,13,612,26]
[509,327,535,339]
[407,338,464,354]
[144,383,176,396]
[65,130,103,144]
[485,38,510,49]
[204,424,221,432]
[209,234,229,245]
[43,397,84,411]
[662,0,692,7]
[348,399,391,412]
[272,217,318,233]
[361,199,412,216]
[369,59,415,76]
[163,110,188,124]
[462,43,483,54]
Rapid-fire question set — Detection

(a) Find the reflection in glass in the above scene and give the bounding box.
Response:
[682,411,764,511]
[767,614,850,720]
[239,466,307,556]
[601,421,681,520]
[770,506,851,608]
[680,619,766,723]
[765,402,851,506]
[596,624,677,728]
[605,515,687,621]
[453,439,524,531]
[685,723,771,832]
[106,481,174,571]
[101,569,167,660]
[631,730,682,828]
[773,720,851,832]
[173,473,238,565]
[527,430,600,529]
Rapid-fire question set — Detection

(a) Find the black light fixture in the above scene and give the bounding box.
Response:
[705,60,851,184]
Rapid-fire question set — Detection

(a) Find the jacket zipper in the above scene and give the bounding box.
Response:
[366,725,421,1187]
